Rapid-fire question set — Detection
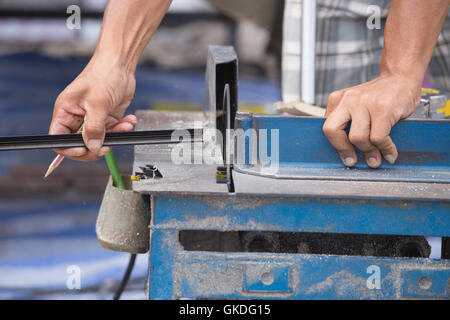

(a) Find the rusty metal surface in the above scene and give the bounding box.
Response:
[132,110,450,200]
[171,250,450,299]
[233,170,450,200]
[132,110,228,195]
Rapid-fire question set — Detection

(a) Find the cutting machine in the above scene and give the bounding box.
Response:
[96,46,450,300]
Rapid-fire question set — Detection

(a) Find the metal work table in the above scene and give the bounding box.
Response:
[134,110,450,200]
[133,110,450,300]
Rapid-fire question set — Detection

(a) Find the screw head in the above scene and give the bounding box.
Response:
[418,276,432,290]
[261,272,274,286]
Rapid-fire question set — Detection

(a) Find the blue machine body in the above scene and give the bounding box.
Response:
[136,112,450,300]
[234,115,450,183]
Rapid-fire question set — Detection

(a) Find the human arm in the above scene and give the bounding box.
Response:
[323,0,449,168]
[49,0,172,161]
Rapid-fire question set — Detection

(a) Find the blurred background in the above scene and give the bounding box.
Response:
[0,0,282,299]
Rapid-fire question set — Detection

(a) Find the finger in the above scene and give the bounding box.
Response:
[53,146,110,160]
[322,107,357,167]
[49,99,85,135]
[49,117,75,135]
[83,104,109,155]
[67,152,101,162]
[60,147,110,162]
[348,108,382,168]
[53,147,88,158]
[106,114,137,129]
[325,90,345,116]
[111,121,135,133]
[50,118,88,158]
[122,114,137,124]
[100,146,111,155]
[369,119,398,164]
[326,80,381,117]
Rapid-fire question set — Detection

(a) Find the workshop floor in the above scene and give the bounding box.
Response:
[0,51,281,299]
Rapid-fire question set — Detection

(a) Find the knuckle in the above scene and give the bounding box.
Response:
[369,133,386,146]
[342,89,357,100]
[348,132,367,145]
[88,96,112,110]
[85,89,115,110]
[84,122,105,136]
[392,107,404,121]
[85,119,104,129]
[374,98,390,110]
[327,91,342,106]
[359,94,372,106]
[55,89,76,105]
[54,96,70,111]
[54,92,67,105]
[322,122,337,136]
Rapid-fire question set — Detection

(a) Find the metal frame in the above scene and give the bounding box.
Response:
[234,114,450,184]
[148,194,450,299]
[136,111,450,300]
[137,41,450,299]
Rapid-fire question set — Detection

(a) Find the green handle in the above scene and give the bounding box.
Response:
[104,150,126,190]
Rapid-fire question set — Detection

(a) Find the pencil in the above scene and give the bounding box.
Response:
[44,125,84,178]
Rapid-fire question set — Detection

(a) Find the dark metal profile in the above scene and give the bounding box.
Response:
[0,129,202,151]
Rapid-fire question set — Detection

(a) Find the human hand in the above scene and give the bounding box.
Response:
[49,58,137,162]
[322,74,422,168]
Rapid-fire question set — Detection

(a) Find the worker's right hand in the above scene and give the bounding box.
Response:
[49,58,137,162]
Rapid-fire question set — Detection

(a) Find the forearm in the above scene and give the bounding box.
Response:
[92,0,172,73]
[381,0,449,83]
[323,1,449,168]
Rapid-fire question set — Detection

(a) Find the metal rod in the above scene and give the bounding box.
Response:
[0,129,202,151]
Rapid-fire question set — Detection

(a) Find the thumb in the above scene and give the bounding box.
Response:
[82,105,109,155]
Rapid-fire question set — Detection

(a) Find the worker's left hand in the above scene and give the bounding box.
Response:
[322,73,422,168]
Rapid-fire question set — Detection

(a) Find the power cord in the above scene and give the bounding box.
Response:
[113,253,137,300]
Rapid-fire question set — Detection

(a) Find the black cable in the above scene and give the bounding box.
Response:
[113,253,137,300]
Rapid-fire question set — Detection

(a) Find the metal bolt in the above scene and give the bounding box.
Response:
[418,276,432,290]
[261,272,274,286]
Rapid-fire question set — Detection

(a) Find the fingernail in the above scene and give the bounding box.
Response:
[87,139,102,153]
[368,157,379,167]
[385,154,396,164]
[344,157,356,167]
